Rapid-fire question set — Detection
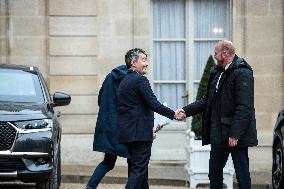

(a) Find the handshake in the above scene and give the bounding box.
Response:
[152,108,186,140]
[174,109,186,121]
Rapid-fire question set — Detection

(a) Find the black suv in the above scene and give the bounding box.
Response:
[0,64,71,189]
[272,109,284,189]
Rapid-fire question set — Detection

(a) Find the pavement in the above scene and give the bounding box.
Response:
[61,161,272,189]
[60,183,201,189]
[0,161,272,189]
[0,182,200,189]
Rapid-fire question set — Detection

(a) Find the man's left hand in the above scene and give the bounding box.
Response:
[153,124,163,140]
[228,137,238,147]
[154,124,163,133]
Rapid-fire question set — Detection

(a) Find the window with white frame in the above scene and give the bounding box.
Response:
[152,0,229,108]
[192,0,230,99]
[152,0,186,110]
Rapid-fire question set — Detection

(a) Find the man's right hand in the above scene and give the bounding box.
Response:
[228,137,238,147]
[174,109,186,121]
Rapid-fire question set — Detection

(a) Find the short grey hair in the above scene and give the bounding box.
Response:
[125,48,147,68]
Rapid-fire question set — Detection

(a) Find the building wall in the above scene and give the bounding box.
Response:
[233,0,284,170]
[0,1,8,63]
[0,0,283,170]
[47,0,138,165]
[0,0,47,75]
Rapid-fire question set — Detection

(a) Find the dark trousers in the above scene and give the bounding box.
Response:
[125,141,152,189]
[209,146,251,189]
[87,153,117,189]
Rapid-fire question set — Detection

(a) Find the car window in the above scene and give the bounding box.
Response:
[0,69,45,103]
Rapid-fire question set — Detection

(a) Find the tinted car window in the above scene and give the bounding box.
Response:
[0,69,44,103]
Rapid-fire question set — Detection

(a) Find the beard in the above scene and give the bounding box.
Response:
[215,57,225,67]
[216,60,223,67]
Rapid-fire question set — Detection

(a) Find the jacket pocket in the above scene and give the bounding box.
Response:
[221,117,233,141]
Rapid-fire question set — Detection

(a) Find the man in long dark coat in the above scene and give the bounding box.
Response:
[85,65,129,189]
[182,41,258,189]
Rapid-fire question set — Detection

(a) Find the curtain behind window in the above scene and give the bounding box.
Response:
[153,0,186,110]
[152,0,229,107]
[193,0,229,98]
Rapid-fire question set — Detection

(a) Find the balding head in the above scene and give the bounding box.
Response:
[216,40,235,56]
[214,40,236,67]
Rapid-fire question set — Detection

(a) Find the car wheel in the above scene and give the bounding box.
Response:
[273,142,284,189]
[36,153,60,189]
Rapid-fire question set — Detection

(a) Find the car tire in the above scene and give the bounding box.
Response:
[36,152,60,189]
[273,142,284,189]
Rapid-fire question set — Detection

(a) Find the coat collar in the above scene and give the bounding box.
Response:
[127,69,142,75]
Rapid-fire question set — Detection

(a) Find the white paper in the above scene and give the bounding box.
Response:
[153,102,170,133]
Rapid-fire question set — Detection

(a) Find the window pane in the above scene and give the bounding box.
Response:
[0,69,44,103]
[194,0,228,38]
[154,41,185,80]
[194,41,217,80]
[154,83,186,110]
[153,0,185,38]
[193,83,199,101]
[152,0,186,111]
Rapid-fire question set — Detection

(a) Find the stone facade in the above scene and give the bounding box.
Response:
[0,0,283,171]
[0,0,47,75]
[233,0,284,170]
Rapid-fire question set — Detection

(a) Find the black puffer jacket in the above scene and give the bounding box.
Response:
[183,55,258,147]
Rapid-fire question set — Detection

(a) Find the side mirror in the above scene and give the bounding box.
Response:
[53,92,71,107]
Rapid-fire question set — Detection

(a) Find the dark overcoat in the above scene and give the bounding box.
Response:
[117,70,175,143]
[93,65,129,158]
[183,55,258,147]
